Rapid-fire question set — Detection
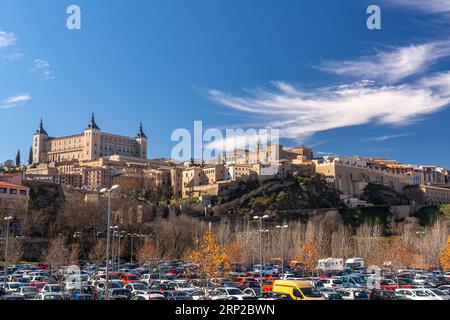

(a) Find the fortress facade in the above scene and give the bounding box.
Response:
[32,113,148,164]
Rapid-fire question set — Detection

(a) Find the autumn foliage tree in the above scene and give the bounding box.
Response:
[295,242,321,271]
[188,231,230,286]
[224,240,243,263]
[440,236,450,270]
[136,243,157,265]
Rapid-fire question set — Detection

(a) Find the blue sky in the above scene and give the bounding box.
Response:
[0,0,449,167]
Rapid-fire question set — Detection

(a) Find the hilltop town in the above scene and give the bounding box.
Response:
[0,114,450,222]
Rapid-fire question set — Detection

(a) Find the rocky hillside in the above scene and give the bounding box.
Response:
[25,180,65,213]
[212,175,342,215]
[360,183,411,206]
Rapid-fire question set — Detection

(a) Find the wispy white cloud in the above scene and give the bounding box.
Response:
[30,59,54,80]
[206,72,450,141]
[362,133,415,142]
[0,30,16,48]
[0,29,22,61]
[317,41,450,83]
[0,94,31,109]
[387,0,450,14]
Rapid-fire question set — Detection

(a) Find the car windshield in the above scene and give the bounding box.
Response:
[354,291,368,298]
[113,290,129,296]
[177,282,191,288]
[300,288,322,298]
[50,286,61,292]
[9,283,21,289]
[127,275,139,280]
[227,289,242,295]
[414,290,429,297]
[430,290,446,296]
[23,287,38,292]
[44,295,63,300]
[133,284,148,290]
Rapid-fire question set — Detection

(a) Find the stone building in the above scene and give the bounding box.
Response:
[32,114,148,164]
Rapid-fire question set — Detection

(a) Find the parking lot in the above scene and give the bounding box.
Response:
[1,260,450,300]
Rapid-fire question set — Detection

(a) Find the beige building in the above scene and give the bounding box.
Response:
[314,156,412,197]
[419,185,450,205]
[32,114,148,164]
[405,184,450,205]
[225,144,313,166]
[0,175,30,209]
[182,164,227,198]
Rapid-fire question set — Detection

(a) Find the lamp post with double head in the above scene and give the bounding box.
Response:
[276,225,289,276]
[3,216,13,289]
[253,214,269,289]
[99,184,120,301]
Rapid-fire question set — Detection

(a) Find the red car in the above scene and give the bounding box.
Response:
[32,281,47,292]
[380,279,398,290]
[232,277,257,286]
[120,273,140,284]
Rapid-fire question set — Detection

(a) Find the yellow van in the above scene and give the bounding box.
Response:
[272,280,324,300]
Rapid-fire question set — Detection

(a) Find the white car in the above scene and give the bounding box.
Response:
[131,293,165,300]
[4,282,22,293]
[337,289,369,300]
[124,282,150,295]
[33,293,64,300]
[41,284,63,294]
[395,289,439,300]
[168,281,196,292]
[422,289,450,300]
[320,278,344,288]
[211,287,253,300]
[412,275,428,285]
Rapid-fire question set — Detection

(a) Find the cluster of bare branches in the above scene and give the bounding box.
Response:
[29,209,449,270]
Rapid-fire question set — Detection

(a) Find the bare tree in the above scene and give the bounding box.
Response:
[0,237,24,264]
[42,236,70,276]
[89,240,107,266]
[331,224,353,259]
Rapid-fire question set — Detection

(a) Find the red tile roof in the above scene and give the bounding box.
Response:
[0,181,28,189]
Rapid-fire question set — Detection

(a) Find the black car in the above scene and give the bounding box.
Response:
[370,289,399,300]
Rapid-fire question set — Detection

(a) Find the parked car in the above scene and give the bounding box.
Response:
[98,288,131,300]
[272,280,324,300]
[33,293,64,300]
[255,292,293,300]
[13,286,39,299]
[337,289,369,300]
[120,273,141,284]
[395,289,439,300]
[131,293,166,300]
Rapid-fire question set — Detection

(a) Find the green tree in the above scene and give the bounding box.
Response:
[28,147,33,165]
[15,150,21,167]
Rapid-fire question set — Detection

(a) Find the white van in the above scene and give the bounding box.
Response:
[318,258,344,271]
[344,258,365,270]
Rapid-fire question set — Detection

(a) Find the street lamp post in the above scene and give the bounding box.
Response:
[100,184,120,301]
[111,226,118,272]
[117,231,125,271]
[3,216,13,289]
[253,214,269,290]
[128,233,137,263]
[276,225,289,276]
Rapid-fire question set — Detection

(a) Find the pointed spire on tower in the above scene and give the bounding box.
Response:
[86,112,100,130]
[136,121,147,138]
[36,117,48,135]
